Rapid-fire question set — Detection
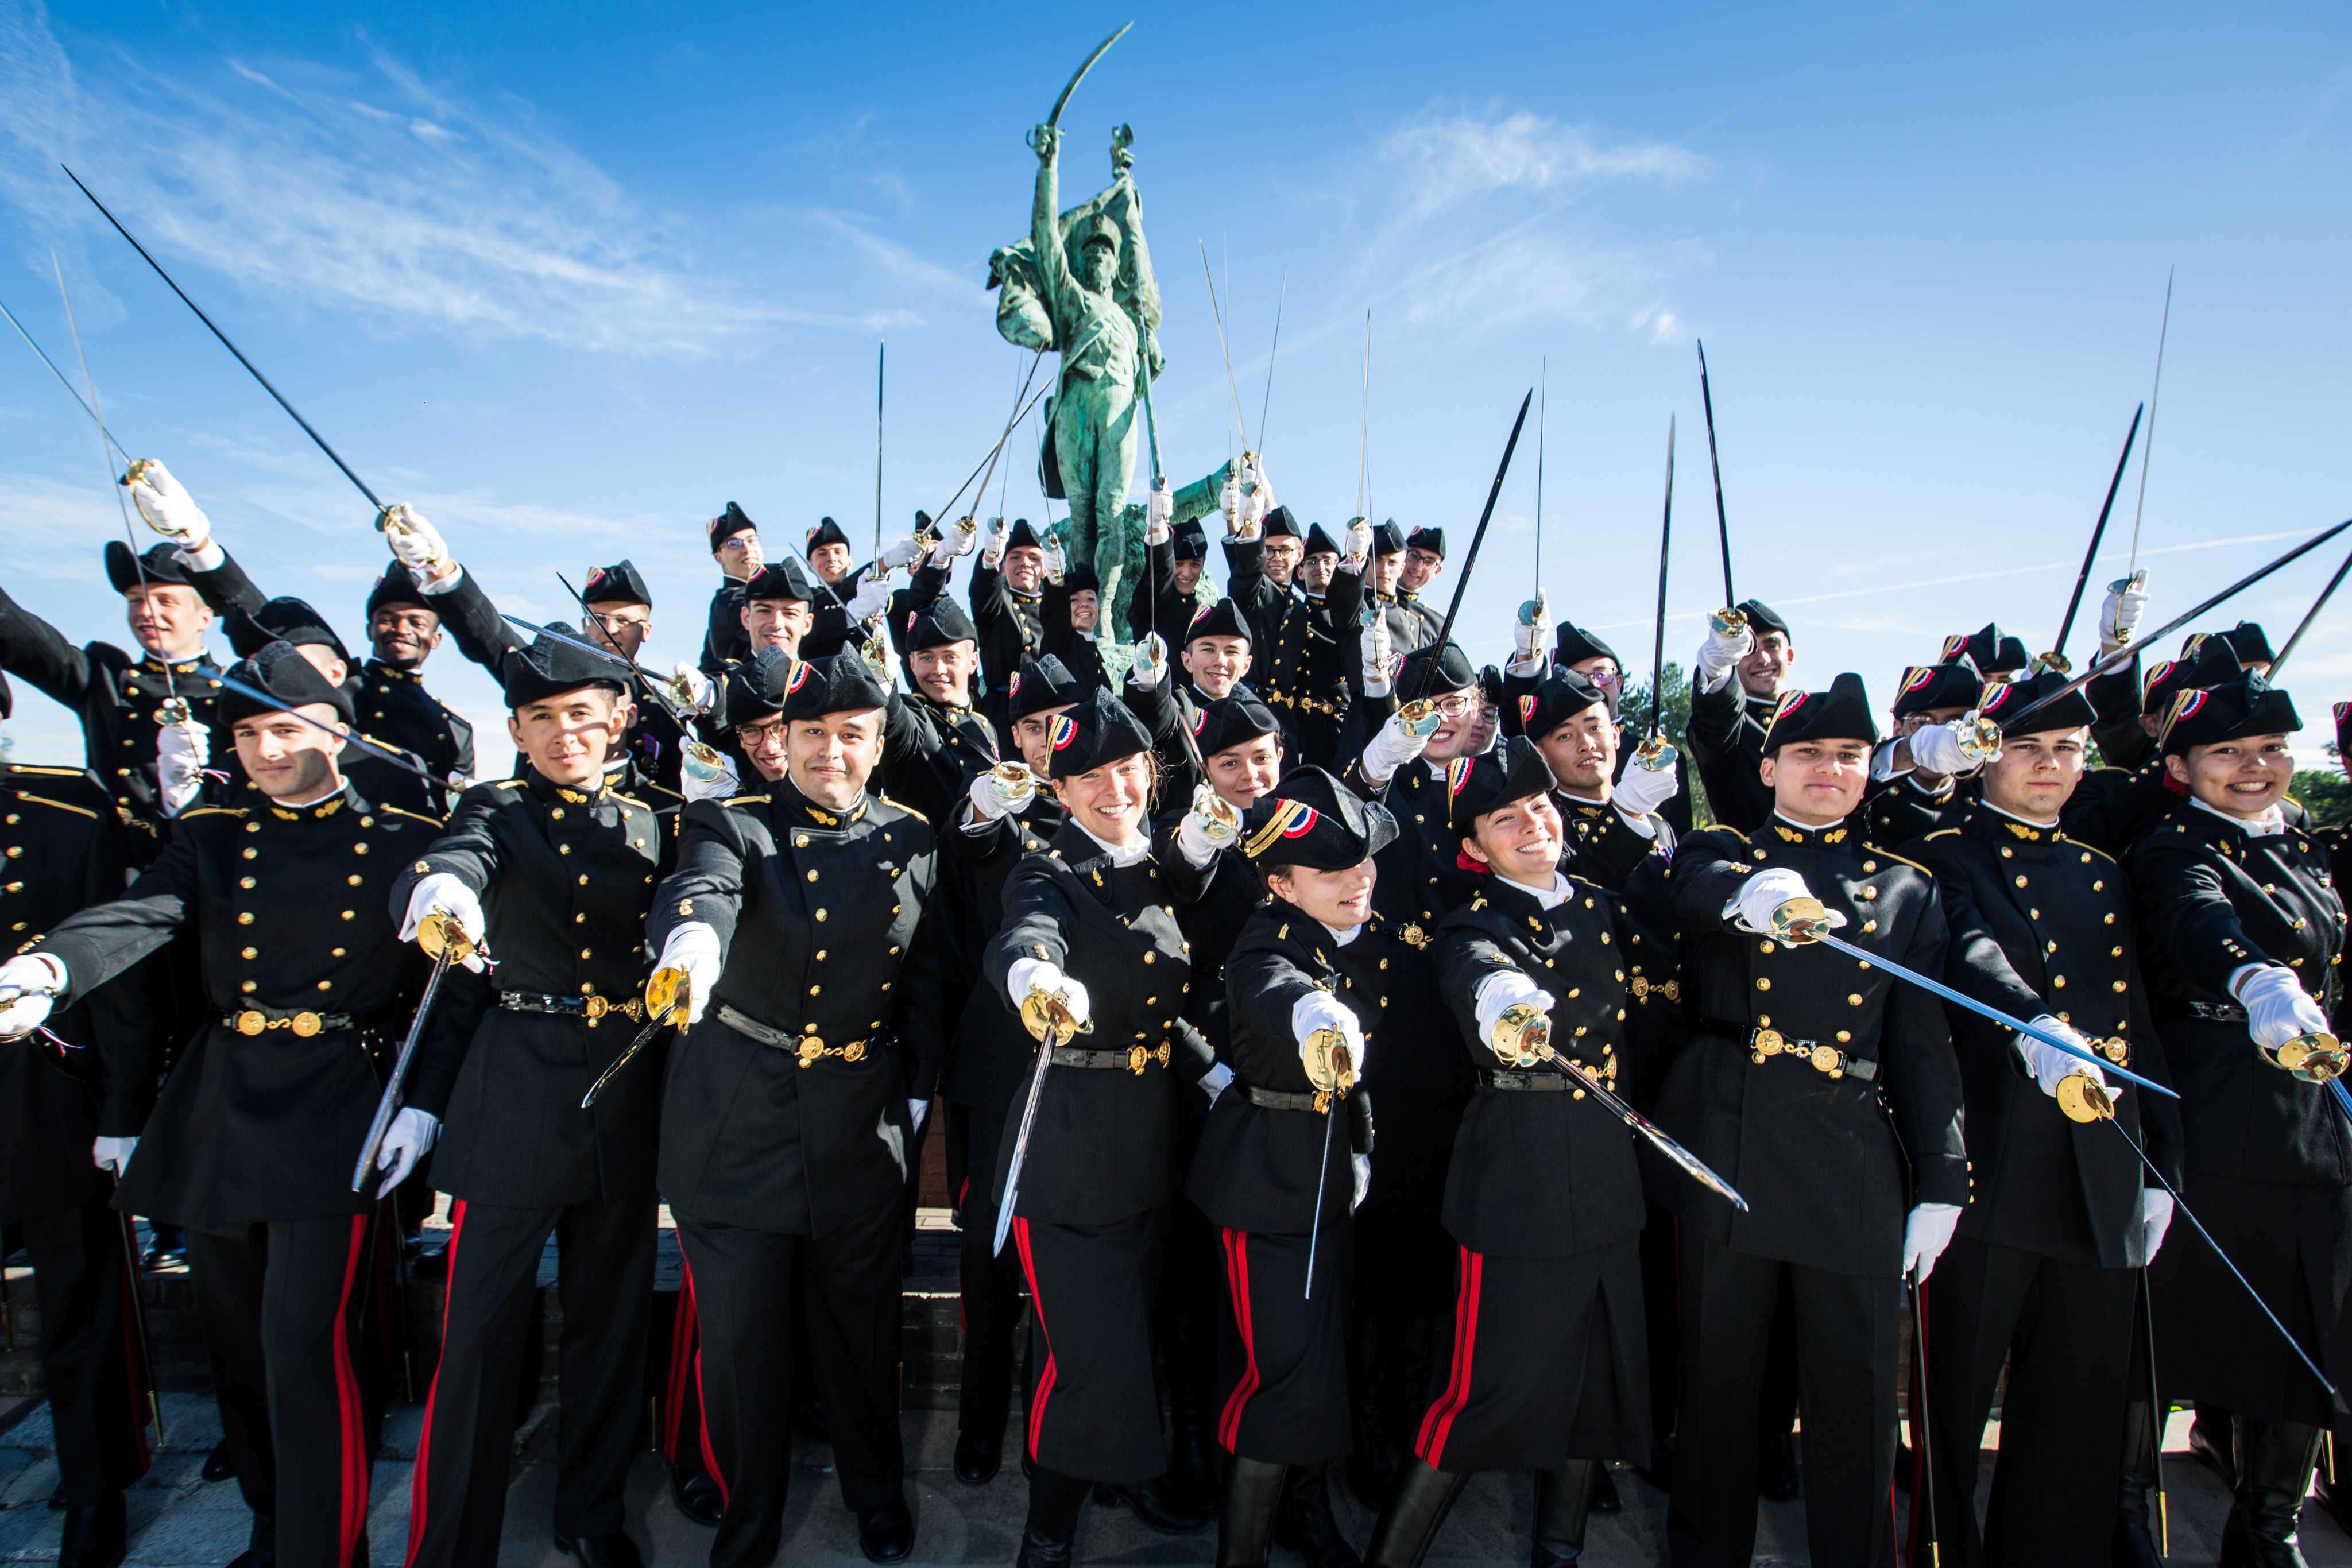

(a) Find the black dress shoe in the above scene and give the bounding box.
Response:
[60,1495,127,1568]
[140,1224,185,1272]
[668,1459,724,1526]
[226,1515,274,1568]
[954,1427,1002,1486]
[203,1439,238,1483]
[1758,1431,1801,1501]
[857,1500,916,1563]
[553,1531,644,1568]
[1587,1463,1621,1515]
[1093,1474,1212,1534]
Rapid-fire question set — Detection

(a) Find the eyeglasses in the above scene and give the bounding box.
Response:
[737,721,787,749]
[1429,692,1480,719]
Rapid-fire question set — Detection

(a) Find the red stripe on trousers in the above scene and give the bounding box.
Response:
[1012,1217,1057,1462]
[332,1214,371,1568]
[675,1248,729,1508]
[1414,1246,1484,1466]
[662,1262,701,1459]
[1217,1230,1260,1451]
[404,1201,467,1567]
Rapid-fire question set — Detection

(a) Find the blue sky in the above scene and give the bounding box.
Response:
[2,1,2348,766]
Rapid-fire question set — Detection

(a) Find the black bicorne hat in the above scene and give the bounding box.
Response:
[227,597,350,664]
[1943,624,2029,678]
[1005,518,1045,553]
[1009,655,1086,721]
[779,651,891,723]
[1065,563,1101,596]
[1184,598,1252,646]
[741,558,815,605]
[2218,621,2276,668]
[1370,521,1406,556]
[500,622,628,710]
[1405,525,1446,559]
[365,567,428,618]
[1445,734,1557,833]
[724,648,798,725]
[1263,506,1301,540]
[2160,675,2300,756]
[220,640,358,728]
[1553,622,1620,670]
[1762,672,1881,752]
[582,559,652,608]
[906,596,980,652]
[1243,765,1397,870]
[1738,598,1791,642]
[806,517,852,555]
[1979,668,2098,735]
[1303,522,1340,557]
[104,540,196,595]
[1515,670,1610,740]
[1172,519,1209,563]
[1890,657,1982,718]
[1398,641,1477,700]
[1193,693,1281,758]
[1045,687,1155,780]
[708,501,757,551]
[2141,637,2243,715]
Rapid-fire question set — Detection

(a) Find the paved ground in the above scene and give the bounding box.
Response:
[8,1397,2352,1566]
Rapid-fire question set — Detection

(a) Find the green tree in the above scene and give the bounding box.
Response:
[1620,660,1715,826]
[2292,767,2352,828]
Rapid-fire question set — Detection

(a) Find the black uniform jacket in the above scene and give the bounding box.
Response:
[1186,900,1379,1237]
[356,659,473,788]
[1172,836,1262,1054]
[1039,582,1109,693]
[1437,874,1648,1260]
[35,783,436,1226]
[1344,757,1481,1104]
[941,796,1066,1113]
[968,559,1045,703]
[981,819,1218,1227]
[701,576,750,676]
[1684,679,1778,835]
[1914,806,2182,1267]
[883,690,1000,831]
[649,781,943,1236]
[0,766,157,1223]
[2132,802,2350,1187]
[1553,789,1673,892]
[389,772,669,1209]
[1225,540,1351,735]
[1657,820,1968,1278]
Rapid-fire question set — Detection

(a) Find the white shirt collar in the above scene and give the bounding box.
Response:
[1076,818,1154,866]
[1500,870,1573,909]
[1982,800,2062,831]
[1321,920,1363,946]
[2191,796,2288,838]
[1770,810,1847,834]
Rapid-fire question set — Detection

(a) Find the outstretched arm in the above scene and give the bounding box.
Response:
[1031,127,1071,306]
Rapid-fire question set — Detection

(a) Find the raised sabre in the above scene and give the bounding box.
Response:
[161,667,446,788]
[1043,22,1132,133]
[352,908,478,1192]
[1403,389,1534,706]
[2041,404,2144,673]
[1646,416,1674,745]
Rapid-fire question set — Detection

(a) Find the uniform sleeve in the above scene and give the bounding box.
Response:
[0,584,99,711]
[2127,958,2184,1188]
[2060,764,2180,860]
[1223,938,1323,1068]
[389,784,508,915]
[400,964,489,1122]
[1913,839,2049,1032]
[701,581,745,676]
[2132,833,2277,997]
[1885,884,1967,1207]
[37,833,204,1005]
[1150,815,1218,904]
[1436,920,1514,1066]
[428,564,525,675]
[1224,537,1287,649]
[647,802,752,957]
[1663,831,1753,932]
[1683,678,1741,768]
[185,547,268,618]
[984,857,1075,1004]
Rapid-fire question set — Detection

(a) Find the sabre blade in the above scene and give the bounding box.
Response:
[2269,543,2352,677]
[1411,389,1535,702]
[2049,404,2145,665]
[993,1020,1065,1256]
[1045,22,1132,130]
[352,948,455,1191]
[198,664,443,785]
[1547,1052,1748,1211]
[1696,340,1734,605]
[1302,1105,1337,1300]
[581,1001,682,1109]
[1648,415,1674,740]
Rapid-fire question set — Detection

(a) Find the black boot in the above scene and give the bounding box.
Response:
[1169,1334,1223,1513]
[1347,1315,1398,1509]
[2111,1400,2164,1568]
[1363,1456,1467,1568]
[1530,1461,1595,1568]
[668,1455,724,1527]
[1019,1467,1093,1568]
[202,1438,238,1482]
[1093,1473,1212,1534]
[1587,1464,1620,1515]
[59,1495,126,1568]
[2193,1404,2238,1489]
[1274,1462,1362,1568]
[1218,1458,1289,1568]
[2314,1431,2352,1535]
[227,1515,275,1568]
[2218,1416,2322,1568]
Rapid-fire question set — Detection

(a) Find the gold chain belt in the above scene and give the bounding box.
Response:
[222,1009,354,1038]
[1748,1027,1879,1083]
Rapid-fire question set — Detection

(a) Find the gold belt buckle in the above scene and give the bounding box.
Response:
[798,1037,826,1067]
[1807,1044,1846,1079]
[583,995,610,1025]
[843,1040,866,1063]
[235,1010,266,1036]
[291,1011,323,1037]
[1750,1027,1784,1063]
[1128,1045,1149,1075]
[2098,1036,2130,1066]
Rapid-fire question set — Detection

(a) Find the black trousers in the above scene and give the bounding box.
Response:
[402,1193,657,1567]
[1668,1230,1900,1568]
[185,1211,377,1568]
[679,1199,906,1568]
[18,1200,149,1506]
[951,1099,1028,1437]
[1214,1225,1352,1464]
[1922,1236,2136,1568]
[1012,1206,1172,1484]
[660,1255,708,1470]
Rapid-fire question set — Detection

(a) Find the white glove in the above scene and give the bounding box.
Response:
[946,517,981,559]
[670,661,717,716]
[907,1099,930,1133]
[2236,965,2332,1051]
[1129,632,1168,690]
[1220,475,1244,531]
[1146,483,1173,545]
[1352,1152,1372,1210]
[1359,617,1395,698]
[377,503,450,572]
[123,460,211,548]
[2014,1015,2109,1099]
[981,516,1010,566]
[1513,591,1549,661]
[0,953,61,1039]
[1909,720,1997,777]
[1343,517,1372,571]
[968,766,1034,823]
[1695,617,1755,686]
[1200,1060,1234,1106]
[1474,970,1557,1050]
[399,873,489,972]
[879,537,924,571]
[2100,577,2150,651]
[1243,454,1274,513]
[1613,753,1680,819]
[658,923,725,1025]
[92,1136,138,1176]
[156,719,210,819]
[845,575,892,622]
[1042,532,1067,584]
[682,748,740,805]
[374,1107,440,1194]
[2141,1188,2175,1263]
[1731,866,1844,936]
[1006,957,1090,1032]
[1903,1201,1964,1281]
[1291,990,1367,1073]
[1357,703,1433,785]
[1237,480,1268,539]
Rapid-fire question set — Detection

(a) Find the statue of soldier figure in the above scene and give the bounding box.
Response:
[988,123,1163,638]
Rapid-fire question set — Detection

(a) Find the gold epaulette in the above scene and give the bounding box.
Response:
[7,765,87,778]
[496,779,527,791]
[1921,828,1961,841]
[613,792,653,812]
[879,795,930,825]
[177,807,249,820]
[12,791,99,820]
[380,806,446,829]
[1862,845,1934,877]
[724,795,771,808]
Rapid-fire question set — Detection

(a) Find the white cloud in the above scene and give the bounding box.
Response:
[1382,110,1704,223]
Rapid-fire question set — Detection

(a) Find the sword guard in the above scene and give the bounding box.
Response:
[645,966,691,1028]
[682,742,732,787]
[1020,986,1091,1043]
[1769,896,1835,946]
[1395,699,1443,740]
[2267,1032,2349,1083]
[153,696,194,727]
[1953,713,2004,768]
[1302,1028,1356,1096]
[2056,1070,2117,1124]
[2031,652,2072,677]
[1490,1003,1551,1069]
[415,907,479,966]
[1709,606,1748,638]
[1633,734,1678,773]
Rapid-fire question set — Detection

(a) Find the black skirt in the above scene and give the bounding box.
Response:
[1214,1224,1352,1464]
[1012,1206,1171,1484]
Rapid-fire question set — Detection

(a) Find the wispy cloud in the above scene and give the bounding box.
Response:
[1382,110,1704,223]
[0,1,823,355]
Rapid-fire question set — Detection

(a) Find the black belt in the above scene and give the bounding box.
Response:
[1700,1020,1879,1083]
[1051,1041,1171,1075]
[221,1005,358,1038]
[500,991,645,1024]
[1241,1083,1344,1114]
[716,1003,877,1067]
[1479,1068,1571,1092]
[2161,998,2247,1024]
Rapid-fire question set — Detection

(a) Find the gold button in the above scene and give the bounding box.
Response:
[807,870,819,881]
[815,909,827,921]
[238,912,255,925]
[576,913,586,924]
[1144,952,1156,963]
[809,985,821,995]
[317,980,332,992]
[241,946,257,959]
[581,875,591,885]
[332,948,346,958]
[240,876,256,889]
[353,843,368,855]
[551,808,564,820]
[796,834,810,847]
[1756,978,1770,990]
[560,845,571,855]
[341,910,355,920]
[815,950,827,961]
[241,980,257,993]
[581,948,592,959]
[347,875,363,886]
[1759,941,1774,954]
[246,822,260,834]
[242,847,258,860]
[2113,980,2127,992]
[1848,993,1863,1005]
[2014,875,2027,888]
